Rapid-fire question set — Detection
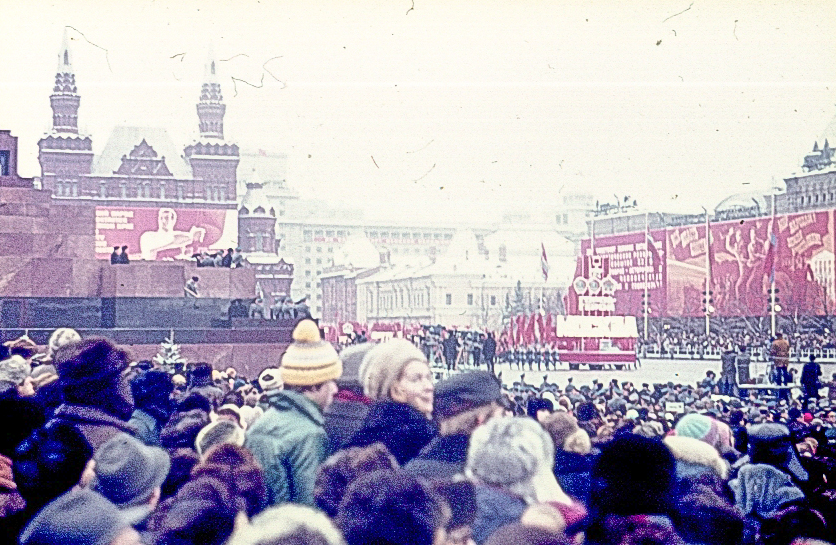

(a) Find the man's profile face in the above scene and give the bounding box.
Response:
[158,208,177,231]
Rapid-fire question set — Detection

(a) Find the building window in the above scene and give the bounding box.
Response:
[327,247,333,253]
[443,233,452,240]
[303,230,313,242]
[305,246,311,253]
[315,230,323,237]
[337,230,345,237]
[120,184,127,198]
[305,258,311,264]
[490,295,497,306]
[71,182,78,197]
[445,294,452,305]
[305,282,311,288]
[0,150,9,176]
[467,293,473,305]
[177,183,184,200]
[316,247,322,253]
[316,258,322,265]
[99,183,107,198]
[563,213,569,223]
[305,270,311,277]
[159,182,165,200]
[326,230,334,237]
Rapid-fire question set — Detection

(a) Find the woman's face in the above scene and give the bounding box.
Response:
[390,359,434,417]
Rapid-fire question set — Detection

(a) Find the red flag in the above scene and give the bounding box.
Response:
[515,315,524,346]
[544,313,553,344]
[646,230,661,273]
[537,312,545,344]
[526,314,536,345]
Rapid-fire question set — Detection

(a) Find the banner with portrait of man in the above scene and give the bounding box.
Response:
[95,206,238,261]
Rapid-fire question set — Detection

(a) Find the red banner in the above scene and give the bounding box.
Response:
[576,210,836,318]
[95,207,238,261]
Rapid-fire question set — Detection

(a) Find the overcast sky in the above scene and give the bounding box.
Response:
[2,0,835,225]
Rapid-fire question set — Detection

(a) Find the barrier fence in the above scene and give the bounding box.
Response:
[639,345,836,363]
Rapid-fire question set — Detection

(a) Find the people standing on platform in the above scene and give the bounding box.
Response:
[117,245,130,264]
[221,248,233,268]
[110,246,120,265]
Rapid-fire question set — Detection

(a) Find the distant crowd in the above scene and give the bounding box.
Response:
[2,323,836,544]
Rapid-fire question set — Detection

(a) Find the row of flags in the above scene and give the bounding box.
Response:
[502,312,556,347]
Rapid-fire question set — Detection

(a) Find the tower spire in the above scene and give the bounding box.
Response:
[50,27,80,133]
[58,27,73,73]
[197,44,225,139]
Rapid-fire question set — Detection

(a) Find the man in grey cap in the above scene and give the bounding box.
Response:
[20,488,142,545]
[404,371,505,481]
[89,432,171,527]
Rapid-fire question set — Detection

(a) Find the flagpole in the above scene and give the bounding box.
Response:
[643,212,649,342]
[703,207,711,337]
[771,192,777,337]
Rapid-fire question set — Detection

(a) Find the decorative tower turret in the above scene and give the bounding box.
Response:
[183,46,239,204]
[238,170,278,253]
[38,28,94,197]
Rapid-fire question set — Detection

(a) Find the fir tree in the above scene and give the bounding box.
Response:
[153,334,187,375]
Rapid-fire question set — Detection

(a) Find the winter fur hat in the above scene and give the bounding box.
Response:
[280,320,342,387]
[466,416,554,499]
[336,342,376,390]
[729,463,805,519]
[591,434,676,518]
[0,354,31,385]
[195,420,245,456]
[663,435,728,480]
[227,503,345,545]
[54,338,130,399]
[160,409,212,450]
[46,328,81,359]
[542,411,582,451]
[360,339,428,401]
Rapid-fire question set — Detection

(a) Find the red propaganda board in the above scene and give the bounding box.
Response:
[572,229,668,316]
[95,207,238,261]
[666,211,834,318]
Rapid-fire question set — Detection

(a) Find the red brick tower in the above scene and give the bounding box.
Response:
[183,47,240,203]
[37,29,94,197]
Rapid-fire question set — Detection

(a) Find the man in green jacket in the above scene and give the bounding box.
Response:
[245,319,342,505]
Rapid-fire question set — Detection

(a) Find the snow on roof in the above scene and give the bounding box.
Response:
[93,126,191,179]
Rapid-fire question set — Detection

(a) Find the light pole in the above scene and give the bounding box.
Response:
[701,206,712,336]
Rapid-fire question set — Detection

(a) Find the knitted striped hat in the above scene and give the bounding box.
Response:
[280,320,342,386]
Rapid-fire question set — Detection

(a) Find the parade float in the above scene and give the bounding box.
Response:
[561,254,639,370]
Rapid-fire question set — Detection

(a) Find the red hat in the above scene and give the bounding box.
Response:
[803,412,813,423]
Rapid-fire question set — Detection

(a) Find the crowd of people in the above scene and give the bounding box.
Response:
[193,249,245,269]
[638,326,836,360]
[3,322,836,544]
